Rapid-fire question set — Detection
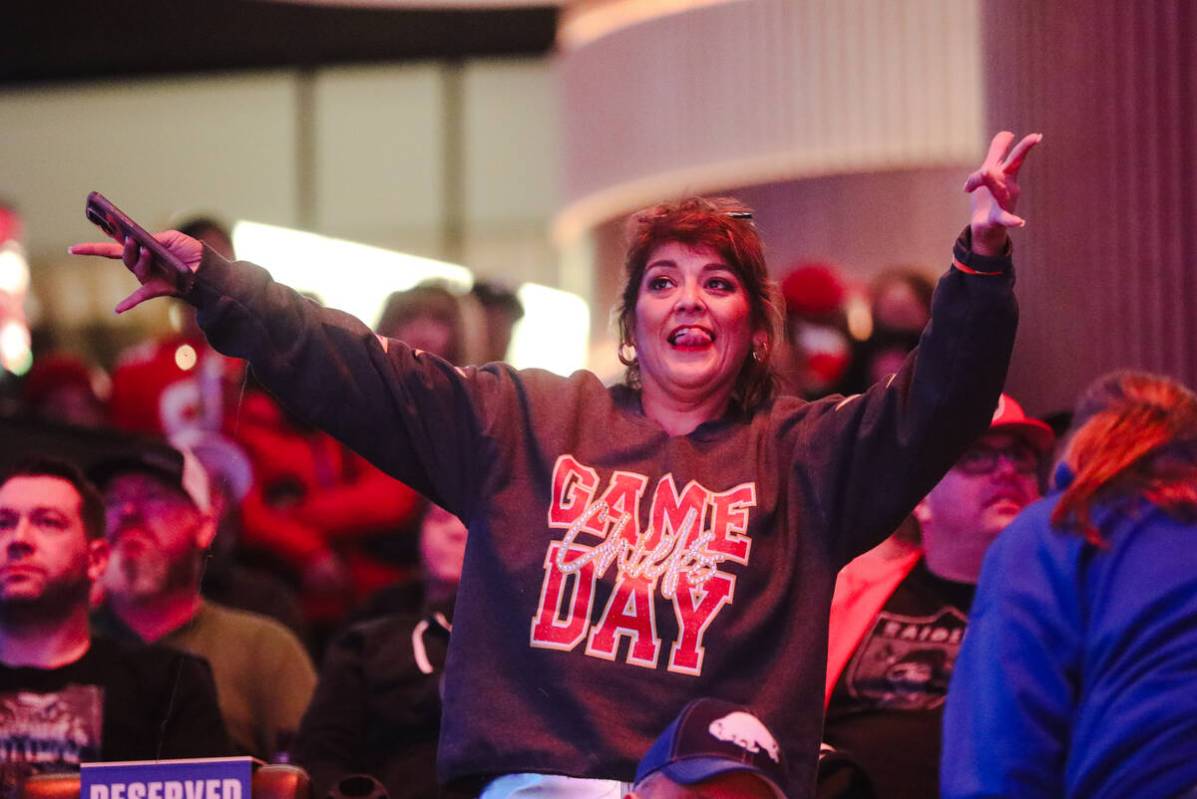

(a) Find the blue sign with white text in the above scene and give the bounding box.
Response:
[81,757,253,799]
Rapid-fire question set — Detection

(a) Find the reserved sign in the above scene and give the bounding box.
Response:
[81,757,254,799]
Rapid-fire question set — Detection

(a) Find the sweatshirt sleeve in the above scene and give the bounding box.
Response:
[792,227,1019,565]
[939,510,1080,799]
[188,249,508,519]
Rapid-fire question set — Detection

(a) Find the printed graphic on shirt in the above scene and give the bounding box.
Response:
[843,607,967,710]
[530,456,754,676]
[0,685,103,799]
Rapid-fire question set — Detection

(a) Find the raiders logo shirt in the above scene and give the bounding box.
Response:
[824,560,975,799]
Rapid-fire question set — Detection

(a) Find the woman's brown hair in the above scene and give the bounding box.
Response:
[1052,370,1197,545]
[615,197,783,414]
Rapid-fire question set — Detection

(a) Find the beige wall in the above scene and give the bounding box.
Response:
[0,58,560,338]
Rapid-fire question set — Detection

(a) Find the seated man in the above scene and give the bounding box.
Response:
[90,445,316,761]
[626,698,787,799]
[0,460,228,796]
[822,395,1054,798]
[170,428,309,645]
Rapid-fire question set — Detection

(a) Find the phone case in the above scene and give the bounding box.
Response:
[85,191,196,293]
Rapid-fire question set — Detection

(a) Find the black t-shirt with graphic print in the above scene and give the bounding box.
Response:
[824,560,974,799]
[0,635,230,799]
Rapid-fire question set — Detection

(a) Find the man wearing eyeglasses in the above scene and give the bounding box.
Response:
[819,395,1055,799]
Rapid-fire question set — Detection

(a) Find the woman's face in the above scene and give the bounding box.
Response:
[873,281,929,333]
[391,315,456,362]
[633,241,756,407]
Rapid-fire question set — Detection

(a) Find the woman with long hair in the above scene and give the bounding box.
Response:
[942,370,1197,799]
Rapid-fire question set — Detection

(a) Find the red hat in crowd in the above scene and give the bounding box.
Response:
[990,393,1055,454]
[22,353,104,408]
[781,262,846,318]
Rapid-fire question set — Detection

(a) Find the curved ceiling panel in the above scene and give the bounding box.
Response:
[555,0,984,243]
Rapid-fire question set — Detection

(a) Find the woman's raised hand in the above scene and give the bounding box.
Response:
[965,130,1042,256]
[70,230,203,313]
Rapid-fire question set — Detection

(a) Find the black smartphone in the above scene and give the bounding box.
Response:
[85,191,196,293]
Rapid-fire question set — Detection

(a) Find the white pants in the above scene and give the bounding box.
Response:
[480,774,633,798]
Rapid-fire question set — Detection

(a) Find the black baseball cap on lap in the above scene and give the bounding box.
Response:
[635,698,788,798]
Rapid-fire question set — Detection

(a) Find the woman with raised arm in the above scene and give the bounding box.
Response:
[72,131,1038,799]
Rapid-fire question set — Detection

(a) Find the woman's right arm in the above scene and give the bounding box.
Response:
[71,236,495,518]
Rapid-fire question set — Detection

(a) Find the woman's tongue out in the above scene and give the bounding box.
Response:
[670,326,714,351]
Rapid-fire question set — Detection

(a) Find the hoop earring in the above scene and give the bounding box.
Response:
[752,347,763,363]
[619,342,637,365]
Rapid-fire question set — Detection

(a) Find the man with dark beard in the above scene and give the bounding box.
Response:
[0,460,227,799]
[92,446,316,761]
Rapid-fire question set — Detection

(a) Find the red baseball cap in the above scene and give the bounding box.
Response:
[781,262,846,318]
[989,393,1055,455]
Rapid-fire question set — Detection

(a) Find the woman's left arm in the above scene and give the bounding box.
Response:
[796,131,1041,563]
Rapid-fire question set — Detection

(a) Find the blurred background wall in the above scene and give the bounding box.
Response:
[981,0,1197,414]
[0,59,560,362]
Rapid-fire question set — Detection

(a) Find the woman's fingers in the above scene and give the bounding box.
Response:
[72,228,198,314]
[983,130,1016,168]
[122,238,148,283]
[122,237,139,267]
[133,243,154,283]
[965,169,1008,200]
[963,170,987,193]
[972,202,1025,230]
[114,280,172,314]
[996,209,1026,228]
[967,131,1041,192]
[68,242,124,258]
[968,128,1038,244]
[1001,132,1043,176]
